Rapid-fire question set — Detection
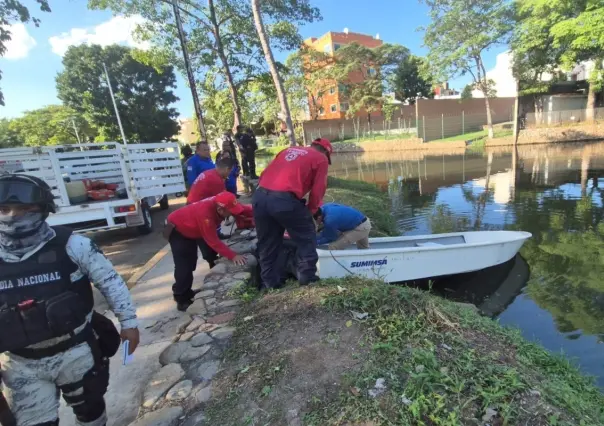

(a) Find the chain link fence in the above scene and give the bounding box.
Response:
[525,107,604,126]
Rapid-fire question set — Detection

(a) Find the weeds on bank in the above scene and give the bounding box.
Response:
[303,276,604,426]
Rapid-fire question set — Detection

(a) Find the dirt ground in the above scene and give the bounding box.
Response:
[204,288,369,426]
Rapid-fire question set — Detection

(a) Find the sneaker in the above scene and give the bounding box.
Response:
[299,275,320,286]
[176,300,193,312]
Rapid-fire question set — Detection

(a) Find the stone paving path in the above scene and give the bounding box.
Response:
[128,229,257,426]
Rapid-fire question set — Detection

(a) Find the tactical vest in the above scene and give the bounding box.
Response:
[0,226,94,353]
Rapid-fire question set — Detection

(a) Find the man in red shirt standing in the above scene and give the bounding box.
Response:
[165,192,252,311]
[187,157,235,204]
[252,138,332,289]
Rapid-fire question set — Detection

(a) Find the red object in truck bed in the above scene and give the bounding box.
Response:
[88,189,115,201]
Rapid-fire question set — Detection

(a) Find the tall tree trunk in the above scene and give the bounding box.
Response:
[476,57,494,138]
[208,0,242,130]
[251,0,296,146]
[586,59,602,122]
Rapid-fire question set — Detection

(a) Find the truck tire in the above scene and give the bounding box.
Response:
[159,195,169,210]
[137,204,153,235]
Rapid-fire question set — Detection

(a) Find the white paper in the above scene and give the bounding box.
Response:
[122,340,134,365]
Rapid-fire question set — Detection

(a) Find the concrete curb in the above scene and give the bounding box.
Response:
[127,242,172,289]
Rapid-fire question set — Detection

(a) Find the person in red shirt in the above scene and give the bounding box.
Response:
[252,138,332,289]
[187,157,235,204]
[166,192,252,311]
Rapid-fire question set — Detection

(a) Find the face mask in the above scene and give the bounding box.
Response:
[0,212,46,238]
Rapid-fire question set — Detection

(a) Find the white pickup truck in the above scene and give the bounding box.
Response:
[0,142,185,234]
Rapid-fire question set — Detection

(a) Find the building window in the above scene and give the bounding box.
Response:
[333,43,341,51]
[330,104,337,113]
[338,83,348,94]
[329,86,336,95]
[340,102,349,112]
[323,44,332,54]
[319,107,325,116]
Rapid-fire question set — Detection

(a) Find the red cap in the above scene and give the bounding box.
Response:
[214,191,244,215]
[311,138,333,164]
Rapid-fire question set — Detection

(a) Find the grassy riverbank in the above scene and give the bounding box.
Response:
[200,177,604,425]
[205,276,604,426]
[324,177,398,237]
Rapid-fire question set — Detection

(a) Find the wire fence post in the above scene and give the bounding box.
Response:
[422,116,426,142]
[462,111,465,135]
[441,113,444,139]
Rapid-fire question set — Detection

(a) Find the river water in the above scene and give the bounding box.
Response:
[330,141,604,387]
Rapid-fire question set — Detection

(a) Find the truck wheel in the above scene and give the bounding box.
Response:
[137,204,153,235]
[159,195,169,210]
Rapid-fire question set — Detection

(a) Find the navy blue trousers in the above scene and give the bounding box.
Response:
[252,188,318,288]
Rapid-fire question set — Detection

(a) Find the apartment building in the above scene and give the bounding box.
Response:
[303,29,383,120]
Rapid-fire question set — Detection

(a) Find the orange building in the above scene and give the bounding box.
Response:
[303,30,383,120]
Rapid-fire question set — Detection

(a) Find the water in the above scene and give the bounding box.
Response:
[330,141,604,386]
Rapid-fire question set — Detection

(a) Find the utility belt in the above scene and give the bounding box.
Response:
[0,292,120,360]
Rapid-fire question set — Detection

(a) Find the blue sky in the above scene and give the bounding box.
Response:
[0,0,507,120]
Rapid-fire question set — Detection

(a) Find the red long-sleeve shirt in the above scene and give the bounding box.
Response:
[167,197,237,260]
[258,147,328,213]
[187,169,225,204]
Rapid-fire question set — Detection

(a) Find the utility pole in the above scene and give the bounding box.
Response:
[172,0,207,140]
[103,63,128,145]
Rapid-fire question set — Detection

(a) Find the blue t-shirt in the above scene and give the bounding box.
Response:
[317,203,365,245]
[186,155,215,186]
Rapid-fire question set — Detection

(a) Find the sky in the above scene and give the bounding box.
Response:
[0,0,510,120]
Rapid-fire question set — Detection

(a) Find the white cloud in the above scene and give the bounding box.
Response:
[2,23,37,60]
[48,15,150,56]
[473,51,518,98]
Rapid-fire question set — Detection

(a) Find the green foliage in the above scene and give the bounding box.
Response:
[0,0,51,106]
[326,42,409,121]
[7,105,96,146]
[305,277,604,425]
[56,44,179,143]
[420,0,512,99]
[0,118,23,148]
[324,176,399,237]
[90,0,320,130]
[390,55,434,104]
[460,84,473,100]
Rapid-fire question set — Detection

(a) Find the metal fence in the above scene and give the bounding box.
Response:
[303,109,515,144]
[525,107,604,127]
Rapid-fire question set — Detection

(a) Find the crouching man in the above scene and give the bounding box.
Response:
[0,174,139,426]
[164,192,253,311]
[314,203,372,250]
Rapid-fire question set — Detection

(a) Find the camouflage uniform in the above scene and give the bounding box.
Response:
[0,232,138,426]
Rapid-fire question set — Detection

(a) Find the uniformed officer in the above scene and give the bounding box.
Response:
[0,174,139,426]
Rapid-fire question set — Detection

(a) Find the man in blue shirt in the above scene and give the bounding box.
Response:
[186,142,215,186]
[314,203,372,250]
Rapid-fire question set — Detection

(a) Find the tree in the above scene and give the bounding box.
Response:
[56,44,180,143]
[390,55,434,104]
[251,0,295,145]
[90,0,320,130]
[461,84,473,100]
[0,0,51,106]
[0,118,23,148]
[327,43,409,129]
[420,0,513,138]
[8,105,96,146]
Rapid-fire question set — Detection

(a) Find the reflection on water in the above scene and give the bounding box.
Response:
[331,141,604,386]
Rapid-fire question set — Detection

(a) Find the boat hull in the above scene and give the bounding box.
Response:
[316,231,532,283]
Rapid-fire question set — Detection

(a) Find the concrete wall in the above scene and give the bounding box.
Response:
[486,123,604,147]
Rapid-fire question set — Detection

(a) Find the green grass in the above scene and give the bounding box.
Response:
[256,146,286,157]
[324,177,399,237]
[332,132,416,144]
[303,277,604,426]
[437,128,514,143]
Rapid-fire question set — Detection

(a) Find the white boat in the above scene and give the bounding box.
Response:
[317,231,532,283]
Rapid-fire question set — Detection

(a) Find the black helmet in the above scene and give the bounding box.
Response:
[0,174,56,213]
